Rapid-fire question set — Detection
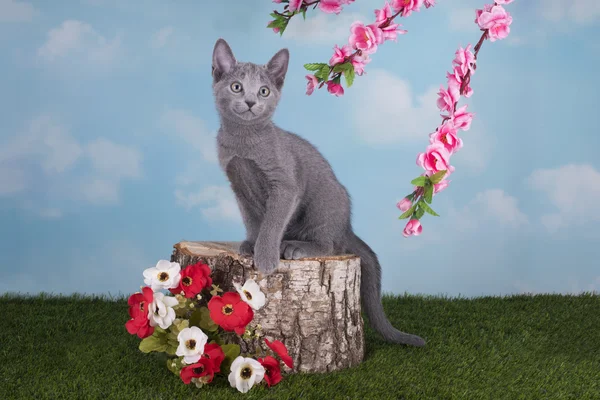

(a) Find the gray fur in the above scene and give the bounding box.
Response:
[211,38,425,347]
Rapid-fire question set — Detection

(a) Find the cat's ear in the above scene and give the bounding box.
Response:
[212,38,236,82]
[266,48,289,91]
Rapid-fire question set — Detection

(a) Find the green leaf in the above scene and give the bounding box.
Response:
[269,12,278,19]
[304,63,328,72]
[139,335,164,354]
[398,204,417,219]
[424,184,434,204]
[419,201,440,217]
[414,206,425,220]
[166,357,184,377]
[411,176,428,187]
[315,65,331,81]
[429,170,447,184]
[302,7,307,19]
[332,62,351,74]
[344,67,355,88]
[220,344,241,372]
[189,307,219,332]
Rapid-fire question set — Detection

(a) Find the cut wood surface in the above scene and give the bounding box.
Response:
[171,241,365,373]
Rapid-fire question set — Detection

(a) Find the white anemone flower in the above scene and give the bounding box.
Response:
[143,260,181,291]
[228,356,265,393]
[148,292,178,329]
[233,279,266,311]
[176,326,208,364]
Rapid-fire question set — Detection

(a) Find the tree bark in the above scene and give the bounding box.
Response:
[171,241,365,373]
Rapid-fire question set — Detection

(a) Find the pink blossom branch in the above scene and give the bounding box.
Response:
[398,0,515,238]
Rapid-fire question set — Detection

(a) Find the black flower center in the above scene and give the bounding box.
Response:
[185,339,196,350]
[222,304,234,315]
[192,365,205,375]
[240,367,252,380]
[158,272,169,282]
[243,290,252,300]
[182,276,192,286]
[139,301,145,311]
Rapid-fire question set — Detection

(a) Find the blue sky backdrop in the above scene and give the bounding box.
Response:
[1,0,599,297]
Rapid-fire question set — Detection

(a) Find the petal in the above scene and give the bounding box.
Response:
[155,260,171,270]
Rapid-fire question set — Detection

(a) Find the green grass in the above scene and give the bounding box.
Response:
[2,292,599,399]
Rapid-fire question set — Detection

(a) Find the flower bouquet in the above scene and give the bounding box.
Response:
[125,260,293,393]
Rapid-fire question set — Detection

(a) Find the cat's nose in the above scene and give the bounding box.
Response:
[245,100,256,108]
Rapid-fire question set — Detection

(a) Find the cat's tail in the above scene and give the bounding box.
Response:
[346,231,426,347]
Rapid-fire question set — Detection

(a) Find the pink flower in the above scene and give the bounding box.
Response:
[447,67,473,98]
[452,45,475,77]
[391,0,423,17]
[429,121,462,155]
[305,75,319,96]
[451,105,474,131]
[368,23,384,45]
[289,0,303,12]
[351,54,370,75]
[403,219,422,238]
[272,0,282,3]
[374,2,393,24]
[436,84,459,113]
[319,0,343,14]
[477,5,512,42]
[434,180,450,194]
[475,4,494,23]
[381,23,407,42]
[326,81,344,96]
[348,22,380,54]
[329,44,352,66]
[495,0,513,4]
[424,0,435,8]
[396,197,412,212]
[416,142,453,173]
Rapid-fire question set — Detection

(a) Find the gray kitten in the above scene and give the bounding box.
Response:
[211,38,425,347]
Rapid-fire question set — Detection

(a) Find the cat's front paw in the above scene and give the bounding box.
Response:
[239,240,254,256]
[253,242,280,275]
[280,240,308,260]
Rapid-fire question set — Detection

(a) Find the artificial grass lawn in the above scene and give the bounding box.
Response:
[2,293,599,400]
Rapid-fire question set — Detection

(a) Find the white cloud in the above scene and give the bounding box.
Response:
[351,69,441,144]
[37,20,121,65]
[150,26,174,49]
[0,0,35,22]
[85,138,142,180]
[542,0,600,25]
[449,189,529,232]
[283,12,366,45]
[175,185,241,222]
[161,109,217,163]
[0,114,82,179]
[0,114,143,212]
[526,164,600,232]
[449,8,476,32]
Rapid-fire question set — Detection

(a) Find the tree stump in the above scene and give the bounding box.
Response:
[171,241,365,373]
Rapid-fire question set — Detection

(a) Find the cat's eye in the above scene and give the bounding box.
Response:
[259,86,270,97]
[230,82,243,93]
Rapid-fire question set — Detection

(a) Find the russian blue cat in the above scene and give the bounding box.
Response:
[211,38,425,347]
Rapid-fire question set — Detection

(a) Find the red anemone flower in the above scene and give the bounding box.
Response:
[169,261,212,298]
[125,287,154,339]
[258,355,282,386]
[265,338,293,369]
[180,358,214,384]
[207,292,253,335]
[202,342,226,373]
